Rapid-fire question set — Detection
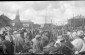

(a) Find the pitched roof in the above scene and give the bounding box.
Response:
[0,14,12,27]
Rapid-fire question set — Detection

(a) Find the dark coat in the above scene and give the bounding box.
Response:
[0,42,5,55]
[3,40,14,54]
[40,36,49,47]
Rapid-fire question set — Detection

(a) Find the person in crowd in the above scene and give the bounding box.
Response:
[40,32,49,48]
[13,30,25,53]
[71,31,78,40]
[5,29,14,45]
[24,31,32,48]
[62,34,74,53]
[71,30,85,54]
[77,30,85,54]
[27,30,32,40]
[32,34,43,54]
[67,32,73,41]
[0,33,14,55]
[0,34,6,55]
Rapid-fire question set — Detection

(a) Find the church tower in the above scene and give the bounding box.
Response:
[13,10,23,29]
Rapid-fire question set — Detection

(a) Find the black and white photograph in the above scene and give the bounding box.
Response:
[0,1,85,55]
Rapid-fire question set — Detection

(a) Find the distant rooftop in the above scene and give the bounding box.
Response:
[72,15,85,19]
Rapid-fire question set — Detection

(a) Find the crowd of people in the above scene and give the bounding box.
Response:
[0,27,85,55]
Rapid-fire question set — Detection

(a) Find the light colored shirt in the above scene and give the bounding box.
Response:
[84,37,85,40]
[32,38,41,53]
[32,38,36,43]
[79,39,85,52]
[71,38,83,53]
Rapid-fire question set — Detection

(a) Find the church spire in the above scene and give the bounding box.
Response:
[16,9,19,16]
[16,9,20,20]
[13,9,23,29]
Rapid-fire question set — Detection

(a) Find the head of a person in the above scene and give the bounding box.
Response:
[72,32,78,39]
[77,30,84,38]
[35,35,41,41]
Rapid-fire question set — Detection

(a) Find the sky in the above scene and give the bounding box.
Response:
[0,1,85,25]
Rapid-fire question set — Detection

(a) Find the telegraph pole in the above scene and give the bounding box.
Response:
[51,19,52,24]
[44,11,47,29]
[45,15,47,24]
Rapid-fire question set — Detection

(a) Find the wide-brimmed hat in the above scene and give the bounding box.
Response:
[13,31,18,34]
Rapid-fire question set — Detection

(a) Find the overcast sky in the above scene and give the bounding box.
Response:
[0,1,85,25]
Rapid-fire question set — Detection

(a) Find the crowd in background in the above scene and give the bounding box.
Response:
[0,27,85,55]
